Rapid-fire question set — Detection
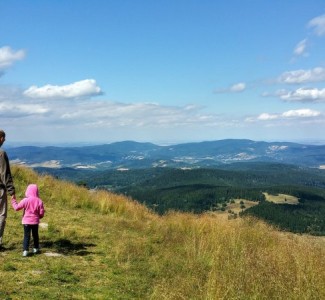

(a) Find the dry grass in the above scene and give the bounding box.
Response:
[1,166,324,299]
[263,192,299,204]
[148,213,325,299]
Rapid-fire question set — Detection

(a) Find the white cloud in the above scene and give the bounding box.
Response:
[1,82,323,143]
[59,101,222,128]
[257,113,278,121]
[255,109,321,122]
[308,13,325,36]
[278,67,325,84]
[279,87,325,102]
[215,82,246,93]
[1,84,228,130]
[0,46,25,69]
[23,79,102,99]
[293,39,308,56]
[230,82,246,92]
[291,14,325,60]
[0,102,49,118]
[282,109,320,118]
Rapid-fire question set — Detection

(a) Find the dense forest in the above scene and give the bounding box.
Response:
[36,162,325,235]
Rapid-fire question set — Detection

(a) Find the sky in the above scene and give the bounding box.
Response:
[1,0,325,146]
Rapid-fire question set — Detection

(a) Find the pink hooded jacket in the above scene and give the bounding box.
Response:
[12,184,45,225]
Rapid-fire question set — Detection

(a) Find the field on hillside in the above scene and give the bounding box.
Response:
[226,199,258,216]
[264,192,299,204]
[1,166,324,299]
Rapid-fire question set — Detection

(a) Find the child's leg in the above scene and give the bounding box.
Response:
[31,225,39,249]
[23,225,32,251]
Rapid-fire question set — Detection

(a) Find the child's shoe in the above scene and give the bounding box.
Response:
[33,248,40,254]
[22,250,29,257]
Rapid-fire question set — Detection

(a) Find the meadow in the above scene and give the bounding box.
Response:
[0,166,324,299]
[263,192,299,204]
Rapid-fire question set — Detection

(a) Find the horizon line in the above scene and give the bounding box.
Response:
[5,138,325,148]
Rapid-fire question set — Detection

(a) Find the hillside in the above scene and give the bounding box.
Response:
[1,166,324,299]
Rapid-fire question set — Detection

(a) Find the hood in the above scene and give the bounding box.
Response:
[25,184,39,198]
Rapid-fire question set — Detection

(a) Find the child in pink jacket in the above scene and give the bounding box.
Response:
[12,184,45,257]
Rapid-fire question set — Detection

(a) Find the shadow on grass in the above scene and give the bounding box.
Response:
[42,239,96,256]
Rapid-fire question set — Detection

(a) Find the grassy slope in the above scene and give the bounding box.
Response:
[0,166,324,299]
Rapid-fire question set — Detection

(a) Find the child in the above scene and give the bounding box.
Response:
[12,184,45,257]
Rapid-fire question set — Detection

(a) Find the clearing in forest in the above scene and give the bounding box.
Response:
[263,192,299,205]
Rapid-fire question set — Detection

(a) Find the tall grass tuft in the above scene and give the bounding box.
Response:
[148,213,325,299]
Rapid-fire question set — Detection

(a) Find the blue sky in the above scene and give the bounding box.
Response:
[1,0,325,145]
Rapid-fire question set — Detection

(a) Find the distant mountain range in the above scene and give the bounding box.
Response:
[6,139,325,170]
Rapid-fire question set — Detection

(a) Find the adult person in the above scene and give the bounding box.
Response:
[0,129,16,250]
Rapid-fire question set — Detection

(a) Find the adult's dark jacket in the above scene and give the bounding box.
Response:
[0,149,15,196]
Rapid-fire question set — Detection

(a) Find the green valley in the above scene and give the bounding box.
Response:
[36,162,325,235]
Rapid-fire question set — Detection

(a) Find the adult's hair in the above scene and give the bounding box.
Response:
[0,130,5,138]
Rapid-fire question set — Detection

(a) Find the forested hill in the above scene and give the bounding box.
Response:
[7,139,325,235]
[7,139,325,169]
[35,162,325,235]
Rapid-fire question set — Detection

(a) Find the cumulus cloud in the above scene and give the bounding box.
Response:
[23,79,102,99]
[278,87,325,102]
[293,39,308,56]
[282,109,320,118]
[308,13,325,36]
[255,109,321,122]
[1,83,228,130]
[257,113,278,121]
[278,67,325,84]
[215,82,246,93]
[0,46,26,69]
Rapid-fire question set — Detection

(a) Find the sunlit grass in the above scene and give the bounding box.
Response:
[263,192,299,204]
[0,166,324,299]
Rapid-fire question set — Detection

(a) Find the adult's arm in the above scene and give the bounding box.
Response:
[0,150,15,196]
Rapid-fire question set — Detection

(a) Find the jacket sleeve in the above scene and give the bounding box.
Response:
[0,150,15,196]
[39,201,45,218]
[11,198,26,211]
